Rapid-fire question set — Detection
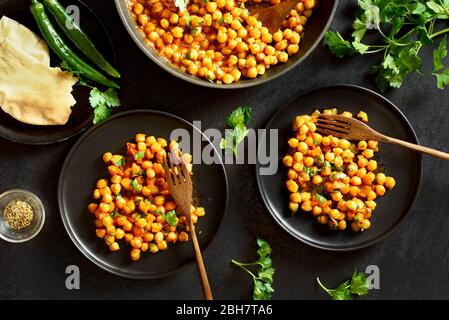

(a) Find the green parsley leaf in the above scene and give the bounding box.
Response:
[135,151,145,160]
[162,210,179,226]
[231,238,275,300]
[258,267,275,283]
[317,278,352,300]
[317,269,369,300]
[326,0,449,90]
[253,280,274,300]
[434,36,447,72]
[332,281,353,300]
[220,107,252,158]
[436,69,449,88]
[350,270,369,296]
[324,31,355,58]
[256,237,272,258]
[225,106,252,128]
[417,25,433,45]
[352,40,369,54]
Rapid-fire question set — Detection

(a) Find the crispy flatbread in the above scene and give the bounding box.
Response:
[0,16,50,65]
[0,16,77,126]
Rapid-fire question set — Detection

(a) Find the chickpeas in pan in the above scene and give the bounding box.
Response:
[88,134,205,261]
[283,109,396,232]
[128,0,317,84]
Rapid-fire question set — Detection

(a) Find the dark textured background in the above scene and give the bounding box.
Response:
[1,0,449,300]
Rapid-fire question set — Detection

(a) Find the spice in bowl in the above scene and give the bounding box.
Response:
[3,200,34,230]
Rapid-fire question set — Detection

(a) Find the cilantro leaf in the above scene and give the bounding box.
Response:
[93,104,110,125]
[89,88,106,109]
[162,210,179,226]
[325,31,355,58]
[350,270,369,296]
[225,106,252,128]
[231,238,275,300]
[102,88,121,108]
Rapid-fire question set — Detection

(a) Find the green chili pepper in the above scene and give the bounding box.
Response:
[43,0,120,79]
[30,0,119,89]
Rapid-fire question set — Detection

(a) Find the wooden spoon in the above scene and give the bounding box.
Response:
[249,0,301,33]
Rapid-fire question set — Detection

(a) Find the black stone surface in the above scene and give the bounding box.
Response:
[1,0,449,299]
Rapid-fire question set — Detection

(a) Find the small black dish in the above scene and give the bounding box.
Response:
[256,85,422,251]
[0,0,116,144]
[58,110,228,279]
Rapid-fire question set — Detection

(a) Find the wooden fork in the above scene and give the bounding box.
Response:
[316,114,449,161]
[163,155,213,300]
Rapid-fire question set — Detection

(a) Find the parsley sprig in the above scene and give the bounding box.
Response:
[317,270,369,300]
[231,238,275,300]
[325,0,449,91]
[220,106,252,157]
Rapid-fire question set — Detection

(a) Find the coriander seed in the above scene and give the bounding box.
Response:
[3,200,34,230]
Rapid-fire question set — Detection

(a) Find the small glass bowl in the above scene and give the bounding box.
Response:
[0,189,45,243]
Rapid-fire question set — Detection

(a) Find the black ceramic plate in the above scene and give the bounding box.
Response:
[256,85,422,251]
[58,110,228,279]
[0,0,116,144]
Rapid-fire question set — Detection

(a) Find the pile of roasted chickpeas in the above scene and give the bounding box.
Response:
[283,109,396,232]
[87,134,205,261]
[128,0,317,84]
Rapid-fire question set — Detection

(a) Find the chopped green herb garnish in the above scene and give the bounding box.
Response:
[162,210,179,226]
[131,178,142,192]
[304,167,317,177]
[315,193,327,204]
[112,156,125,167]
[331,172,347,180]
[135,151,145,160]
